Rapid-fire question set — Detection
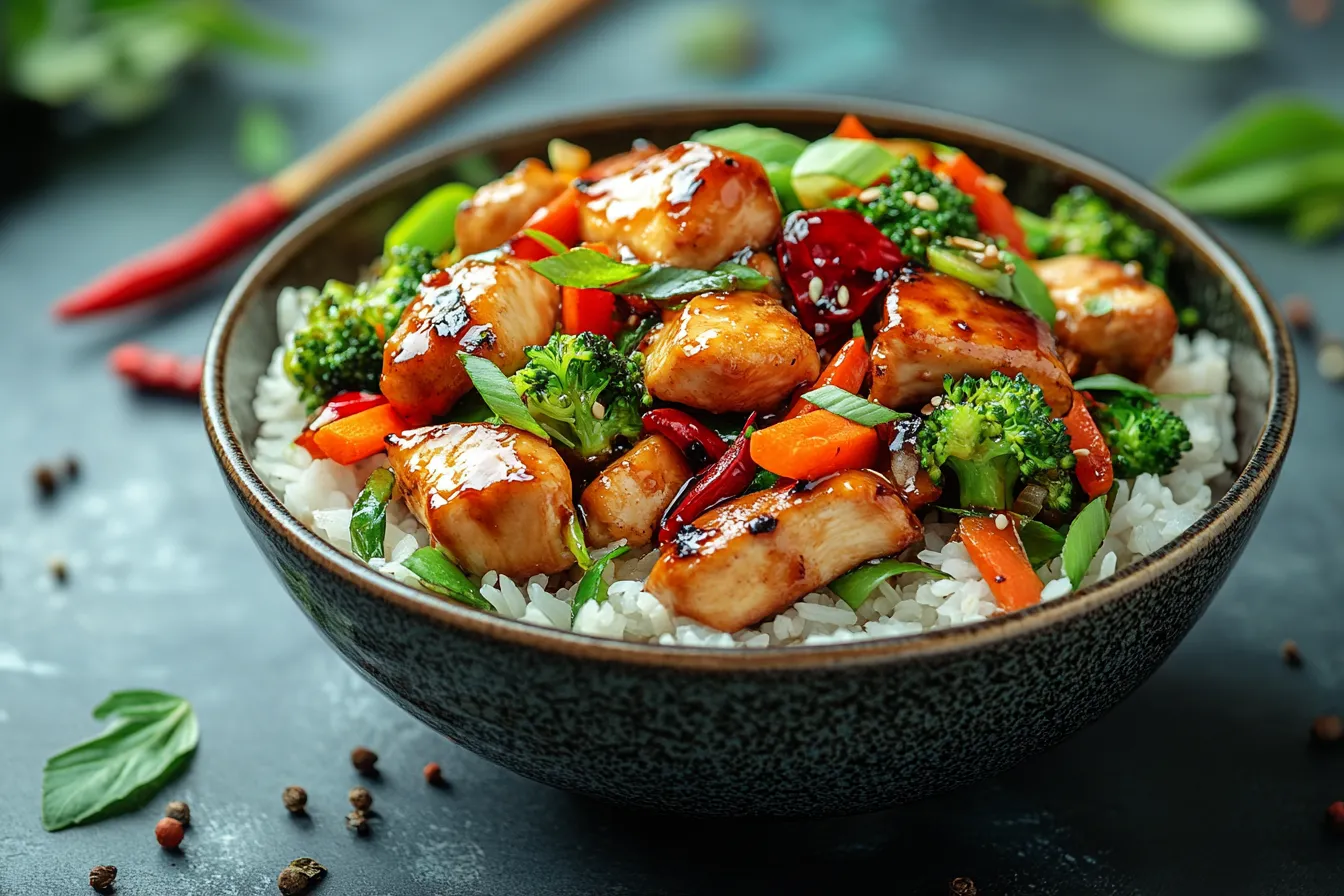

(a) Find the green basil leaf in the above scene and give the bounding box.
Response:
[1020,520,1066,569]
[530,248,649,289]
[1071,373,1156,400]
[791,136,896,209]
[611,261,769,299]
[404,546,492,611]
[1164,148,1344,216]
[42,690,198,831]
[1289,191,1344,243]
[1165,98,1344,189]
[176,0,310,61]
[1004,251,1058,323]
[571,545,631,622]
[1091,0,1264,60]
[615,315,658,355]
[350,467,395,562]
[385,182,475,255]
[235,102,291,176]
[565,515,591,571]
[830,558,950,610]
[800,385,907,426]
[1082,295,1114,317]
[521,228,570,257]
[456,353,550,440]
[1063,496,1110,589]
[692,123,809,167]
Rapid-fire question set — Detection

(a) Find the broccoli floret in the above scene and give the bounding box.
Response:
[1020,186,1173,288]
[1092,393,1191,479]
[284,245,435,409]
[511,332,651,459]
[917,371,1076,511]
[834,155,979,261]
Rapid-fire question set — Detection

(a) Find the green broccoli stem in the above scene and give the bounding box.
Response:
[947,454,1021,510]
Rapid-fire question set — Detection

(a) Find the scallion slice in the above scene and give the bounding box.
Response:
[350,468,395,562]
[830,559,950,610]
[456,353,550,440]
[404,547,493,611]
[799,385,907,426]
[1062,496,1110,589]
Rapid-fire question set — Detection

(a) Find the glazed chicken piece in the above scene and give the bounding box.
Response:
[580,435,693,549]
[386,423,576,578]
[643,291,821,413]
[577,140,661,182]
[869,267,1074,415]
[645,471,923,632]
[381,254,559,422]
[454,158,566,257]
[1033,254,1178,381]
[577,142,781,269]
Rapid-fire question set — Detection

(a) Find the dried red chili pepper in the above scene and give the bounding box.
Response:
[657,414,757,544]
[109,343,203,396]
[641,408,728,469]
[295,391,389,458]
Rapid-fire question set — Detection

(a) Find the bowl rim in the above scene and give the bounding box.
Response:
[203,95,1297,672]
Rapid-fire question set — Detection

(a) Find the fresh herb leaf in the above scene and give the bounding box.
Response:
[791,136,896,209]
[529,249,767,299]
[800,385,907,426]
[565,515,591,571]
[530,248,649,289]
[1163,148,1344,216]
[521,228,570,257]
[1289,191,1344,243]
[615,315,658,355]
[571,545,630,623]
[385,182,475,255]
[350,467,395,562]
[456,353,550,440]
[235,102,291,176]
[1165,98,1344,190]
[830,558,950,610]
[404,546,492,611]
[1020,520,1065,569]
[42,690,198,832]
[1071,373,1156,400]
[1091,0,1264,60]
[1062,496,1110,589]
[1082,295,1114,317]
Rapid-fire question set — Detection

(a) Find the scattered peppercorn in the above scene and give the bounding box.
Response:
[164,800,190,826]
[89,865,117,892]
[48,555,68,584]
[348,786,372,811]
[277,867,309,895]
[155,816,184,849]
[949,877,978,896]
[34,465,58,500]
[1327,800,1344,829]
[345,809,370,836]
[423,762,444,787]
[1283,295,1315,332]
[64,455,81,481]
[1311,714,1343,744]
[350,746,378,776]
[1316,341,1344,382]
[1282,640,1303,668]
[282,785,308,814]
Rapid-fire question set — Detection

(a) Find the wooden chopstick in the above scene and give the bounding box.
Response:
[54,0,607,319]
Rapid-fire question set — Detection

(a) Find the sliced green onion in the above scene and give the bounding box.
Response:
[1062,496,1110,589]
[566,515,591,570]
[692,123,809,166]
[1020,520,1065,569]
[800,385,907,426]
[851,319,866,342]
[456,353,550,440]
[1071,373,1156,400]
[791,137,896,209]
[830,558,950,610]
[1004,251,1058,323]
[404,546,493,611]
[384,182,475,255]
[928,244,1013,298]
[350,468,395,562]
[521,228,569,257]
[1083,295,1114,316]
[571,545,630,623]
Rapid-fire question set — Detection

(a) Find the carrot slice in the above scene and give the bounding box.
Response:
[959,515,1043,612]
[1063,393,1114,499]
[834,113,876,140]
[783,335,869,420]
[312,404,409,465]
[749,410,879,480]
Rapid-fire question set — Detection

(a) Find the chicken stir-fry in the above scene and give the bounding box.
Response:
[288,115,1190,639]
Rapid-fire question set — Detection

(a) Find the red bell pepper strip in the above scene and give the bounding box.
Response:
[641,408,728,469]
[509,186,581,261]
[934,152,1032,258]
[1064,392,1115,499]
[959,515,1042,612]
[834,113,877,140]
[295,391,389,458]
[657,414,757,544]
[782,335,870,420]
[561,242,621,338]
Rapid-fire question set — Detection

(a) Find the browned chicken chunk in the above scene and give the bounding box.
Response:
[577,142,781,269]
[580,435,693,549]
[386,423,576,578]
[381,255,559,423]
[643,291,820,413]
[454,158,566,257]
[1033,254,1178,381]
[645,471,923,632]
[870,267,1074,415]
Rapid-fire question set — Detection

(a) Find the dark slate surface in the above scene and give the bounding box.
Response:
[1,1,1340,893]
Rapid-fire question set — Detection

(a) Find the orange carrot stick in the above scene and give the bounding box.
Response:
[783,335,869,420]
[313,403,409,465]
[959,515,1042,612]
[749,411,878,480]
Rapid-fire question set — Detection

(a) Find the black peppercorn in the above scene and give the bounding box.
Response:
[164,800,190,826]
[89,865,117,892]
[949,878,978,896]
[282,785,308,814]
[346,809,370,836]
[34,465,57,499]
[277,868,309,895]
[348,786,372,811]
[350,746,378,776]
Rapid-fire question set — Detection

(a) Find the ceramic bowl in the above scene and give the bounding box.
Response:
[203,99,1296,816]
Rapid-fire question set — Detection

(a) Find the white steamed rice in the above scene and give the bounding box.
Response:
[252,286,1243,648]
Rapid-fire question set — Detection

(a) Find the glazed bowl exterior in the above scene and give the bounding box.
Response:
[203,99,1295,816]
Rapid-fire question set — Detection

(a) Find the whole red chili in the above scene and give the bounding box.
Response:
[641,408,729,469]
[109,343,203,396]
[657,414,757,544]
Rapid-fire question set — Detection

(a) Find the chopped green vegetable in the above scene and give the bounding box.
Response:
[1016,186,1172,288]
[1020,520,1065,569]
[927,244,1012,298]
[571,545,631,622]
[385,182,475,255]
[42,690,198,831]
[235,102,291,176]
[531,247,644,286]
[1003,251,1057,323]
[566,515,591,571]
[835,155,979,262]
[693,123,808,212]
[457,353,550,440]
[800,385,907,426]
[748,468,780,492]
[404,547,492,611]
[1092,393,1191,479]
[529,249,768,299]
[791,137,897,209]
[1062,496,1110,589]
[829,559,950,610]
[1083,296,1114,317]
[350,468,395,562]
[615,315,658,356]
[1071,373,1156,400]
[443,391,494,423]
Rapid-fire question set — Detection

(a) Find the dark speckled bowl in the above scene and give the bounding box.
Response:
[204,99,1295,817]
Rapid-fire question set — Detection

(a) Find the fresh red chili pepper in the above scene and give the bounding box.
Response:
[641,408,728,469]
[508,186,581,261]
[108,343,203,396]
[295,391,389,458]
[657,414,757,545]
[777,209,906,344]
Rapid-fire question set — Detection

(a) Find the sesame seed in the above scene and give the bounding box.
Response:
[836,285,851,307]
[981,173,1006,193]
[911,226,930,238]
[915,192,939,212]
[1003,262,1017,275]
[1073,448,1091,457]
[948,236,986,251]
[982,242,1000,259]
[994,514,1009,530]
[920,403,935,415]
[1123,260,1143,278]
[592,401,606,420]
[808,277,823,302]
[930,395,943,406]
[902,190,918,205]
[858,186,883,203]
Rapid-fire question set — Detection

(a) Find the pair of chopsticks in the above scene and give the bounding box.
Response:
[56,0,606,320]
